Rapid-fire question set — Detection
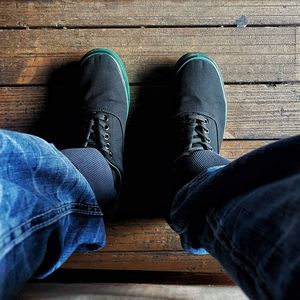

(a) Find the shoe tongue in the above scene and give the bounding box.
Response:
[176,94,209,115]
[83,98,126,122]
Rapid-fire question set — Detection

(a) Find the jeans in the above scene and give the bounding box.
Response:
[0,130,105,299]
[170,135,300,300]
[0,129,299,299]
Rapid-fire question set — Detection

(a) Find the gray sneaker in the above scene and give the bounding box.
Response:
[78,48,130,194]
[173,53,227,159]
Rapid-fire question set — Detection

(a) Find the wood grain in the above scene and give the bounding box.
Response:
[103,219,181,252]
[35,269,235,285]
[221,140,271,160]
[1,1,299,27]
[1,84,299,139]
[63,251,225,273]
[19,283,246,299]
[0,27,298,84]
[1,0,299,280]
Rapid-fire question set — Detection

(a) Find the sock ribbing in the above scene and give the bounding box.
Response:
[61,148,117,210]
[173,150,230,192]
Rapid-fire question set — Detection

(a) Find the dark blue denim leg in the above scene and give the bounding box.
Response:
[170,136,300,300]
[0,130,108,300]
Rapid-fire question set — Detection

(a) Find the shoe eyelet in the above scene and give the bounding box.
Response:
[105,125,109,130]
[109,151,113,157]
[104,133,109,140]
[204,128,209,133]
[105,143,110,149]
[206,138,211,143]
[104,115,109,122]
[204,119,208,124]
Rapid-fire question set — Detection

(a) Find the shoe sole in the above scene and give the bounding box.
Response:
[79,48,131,117]
[175,53,227,127]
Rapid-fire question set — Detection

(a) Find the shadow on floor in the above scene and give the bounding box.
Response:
[33,62,82,149]
[30,269,234,285]
[33,62,177,218]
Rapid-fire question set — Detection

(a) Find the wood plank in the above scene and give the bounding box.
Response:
[225,83,300,139]
[1,84,299,139]
[1,1,299,27]
[103,219,181,252]
[221,140,271,160]
[19,284,246,299]
[0,27,298,84]
[95,217,281,253]
[0,86,47,132]
[63,251,225,273]
[297,27,300,81]
[41,269,235,285]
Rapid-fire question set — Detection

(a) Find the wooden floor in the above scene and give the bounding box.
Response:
[1,0,300,292]
[17,283,248,300]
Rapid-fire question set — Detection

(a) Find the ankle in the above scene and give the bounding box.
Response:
[172,150,230,192]
[61,147,117,209]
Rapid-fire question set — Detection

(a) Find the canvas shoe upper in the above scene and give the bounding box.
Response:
[173,53,227,160]
[78,48,130,193]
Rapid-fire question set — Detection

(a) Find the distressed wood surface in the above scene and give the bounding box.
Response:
[0,0,299,27]
[36,269,235,285]
[63,251,225,273]
[221,140,271,160]
[0,27,299,85]
[19,283,247,299]
[1,84,299,139]
[1,0,300,278]
[102,219,181,252]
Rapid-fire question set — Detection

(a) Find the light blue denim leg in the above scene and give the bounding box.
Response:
[0,130,106,300]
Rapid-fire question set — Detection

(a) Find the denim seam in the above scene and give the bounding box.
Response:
[207,210,271,298]
[0,208,103,261]
[0,203,102,259]
[1,203,101,240]
[0,202,101,241]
